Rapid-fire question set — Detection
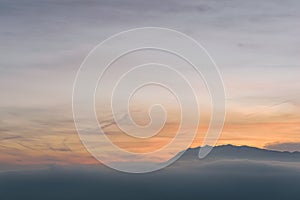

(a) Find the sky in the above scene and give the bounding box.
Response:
[1,0,300,168]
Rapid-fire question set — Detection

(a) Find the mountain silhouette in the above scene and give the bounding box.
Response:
[178,144,300,162]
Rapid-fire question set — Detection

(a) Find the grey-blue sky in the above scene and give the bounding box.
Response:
[1,0,299,105]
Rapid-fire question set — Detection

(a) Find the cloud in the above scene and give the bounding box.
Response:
[1,159,300,200]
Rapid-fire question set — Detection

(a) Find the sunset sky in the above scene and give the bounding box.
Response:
[1,0,300,169]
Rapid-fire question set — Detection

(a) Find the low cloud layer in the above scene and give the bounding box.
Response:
[1,159,300,200]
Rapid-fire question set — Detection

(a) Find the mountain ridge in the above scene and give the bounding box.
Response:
[179,144,300,162]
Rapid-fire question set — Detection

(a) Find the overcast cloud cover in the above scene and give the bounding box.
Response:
[1,155,300,200]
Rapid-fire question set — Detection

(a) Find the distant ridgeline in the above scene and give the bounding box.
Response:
[178,144,300,162]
